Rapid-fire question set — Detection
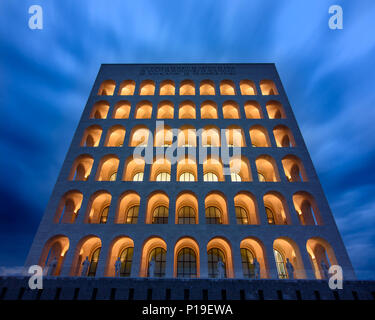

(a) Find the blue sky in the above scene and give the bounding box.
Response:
[0,0,374,279]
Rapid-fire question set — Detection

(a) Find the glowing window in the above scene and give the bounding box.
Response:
[99,206,109,224]
[156,172,171,182]
[205,206,222,224]
[152,206,169,224]
[119,247,133,277]
[208,248,226,278]
[148,247,166,277]
[235,206,248,224]
[133,172,144,182]
[241,248,255,278]
[179,172,195,182]
[274,249,287,279]
[265,207,275,225]
[126,206,139,224]
[177,248,197,278]
[87,247,101,276]
[203,172,218,182]
[177,206,196,224]
[231,172,241,182]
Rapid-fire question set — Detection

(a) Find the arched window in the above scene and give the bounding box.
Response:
[258,172,266,182]
[235,206,248,224]
[207,248,226,278]
[178,206,196,224]
[265,207,275,225]
[87,247,101,277]
[99,206,109,224]
[273,249,287,279]
[98,80,115,96]
[125,205,139,224]
[260,80,278,95]
[231,172,241,182]
[200,80,215,95]
[109,172,117,181]
[139,80,155,95]
[118,80,135,95]
[156,172,171,182]
[119,247,133,277]
[240,248,255,278]
[133,172,144,182]
[205,206,222,224]
[148,247,166,277]
[179,172,195,182]
[203,172,219,182]
[152,206,169,224]
[177,248,197,278]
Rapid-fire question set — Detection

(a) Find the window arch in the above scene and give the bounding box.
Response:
[177,125,196,147]
[152,206,169,224]
[69,155,94,181]
[244,101,263,119]
[205,206,222,224]
[118,80,135,95]
[115,191,140,224]
[205,192,228,224]
[203,172,218,182]
[135,100,152,119]
[104,125,126,147]
[140,237,167,277]
[105,237,134,277]
[98,80,115,95]
[229,156,252,182]
[240,80,257,95]
[273,125,295,147]
[150,157,171,181]
[282,155,307,182]
[95,155,119,181]
[159,80,175,95]
[174,237,200,278]
[179,80,195,95]
[260,80,278,95]
[255,155,280,182]
[156,172,170,181]
[179,172,195,182]
[207,237,234,278]
[70,236,101,276]
[241,248,255,278]
[266,100,285,119]
[84,191,112,224]
[263,192,291,225]
[273,249,287,279]
[177,156,197,182]
[208,248,226,278]
[200,100,218,119]
[179,100,196,119]
[157,100,174,119]
[240,237,268,279]
[154,125,173,147]
[119,247,134,277]
[203,156,224,181]
[139,80,155,95]
[54,191,83,224]
[220,80,236,95]
[90,100,109,119]
[128,126,150,147]
[177,206,196,224]
[234,192,259,224]
[222,101,240,119]
[249,125,270,147]
[122,156,145,181]
[148,247,166,277]
[225,125,246,147]
[293,192,323,225]
[81,125,102,147]
[200,80,215,95]
[201,125,220,147]
[146,192,169,224]
[175,192,198,224]
[112,100,131,119]
[88,247,101,276]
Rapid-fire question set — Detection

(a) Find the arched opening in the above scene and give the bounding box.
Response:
[150,157,171,181]
[84,191,112,224]
[81,125,102,147]
[179,100,196,119]
[98,80,115,96]
[200,80,215,95]
[293,192,323,226]
[282,155,307,182]
[207,237,234,278]
[225,125,246,147]
[179,80,195,95]
[260,80,278,95]
[220,80,236,95]
[177,125,196,147]
[104,125,126,147]
[203,156,224,181]
[71,236,102,277]
[240,80,257,95]
[273,238,305,279]
[135,100,152,119]
[249,125,270,147]
[112,100,131,119]
[90,100,109,119]
[154,125,173,147]
[38,235,69,276]
[229,156,252,182]
[200,100,218,119]
[244,100,263,119]
[105,237,134,277]
[255,155,280,182]
[157,100,174,119]
[201,125,220,147]
[234,192,259,225]
[140,237,167,277]
[205,192,228,224]
[263,192,291,225]
[159,80,175,95]
[175,192,198,224]
[54,191,83,224]
[128,125,150,147]
[68,155,94,181]
[118,80,135,95]
[177,156,197,182]
[240,237,268,278]
[174,237,199,278]
[95,155,119,181]
[146,192,169,224]
[266,100,285,119]
[306,237,338,279]
[273,125,295,147]
[139,80,155,95]
[222,100,240,119]
[122,156,145,181]
[115,191,141,224]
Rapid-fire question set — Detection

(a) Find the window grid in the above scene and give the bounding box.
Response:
[274,249,288,279]
[149,247,166,277]
[240,248,255,278]
[152,206,169,224]
[125,205,139,224]
[203,172,219,182]
[205,206,222,224]
[179,172,195,182]
[87,247,101,277]
[178,206,196,224]
[207,248,226,278]
[119,247,133,277]
[133,172,144,182]
[177,248,197,278]
[156,172,171,181]
[235,206,248,225]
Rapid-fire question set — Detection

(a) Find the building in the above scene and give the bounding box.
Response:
[6,63,374,300]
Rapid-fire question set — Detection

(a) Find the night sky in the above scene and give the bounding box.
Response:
[0,0,374,279]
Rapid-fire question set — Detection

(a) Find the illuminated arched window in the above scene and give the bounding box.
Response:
[139,80,155,95]
[178,206,196,224]
[152,206,169,224]
[119,247,133,277]
[265,207,275,225]
[156,172,171,182]
[203,172,219,182]
[258,172,266,182]
[99,206,109,224]
[241,248,255,278]
[133,172,144,182]
[260,80,278,95]
[159,80,175,95]
[274,249,287,279]
[109,172,117,181]
[87,247,101,277]
[205,206,222,224]
[207,248,226,278]
[235,206,248,224]
[125,205,139,224]
[231,172,241,182]
[179,172,195,182]
[148,247,166,277]
[177,248,197,278]
[200,80,215,95]
[118,80,135,95]
[98,80,115,96]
